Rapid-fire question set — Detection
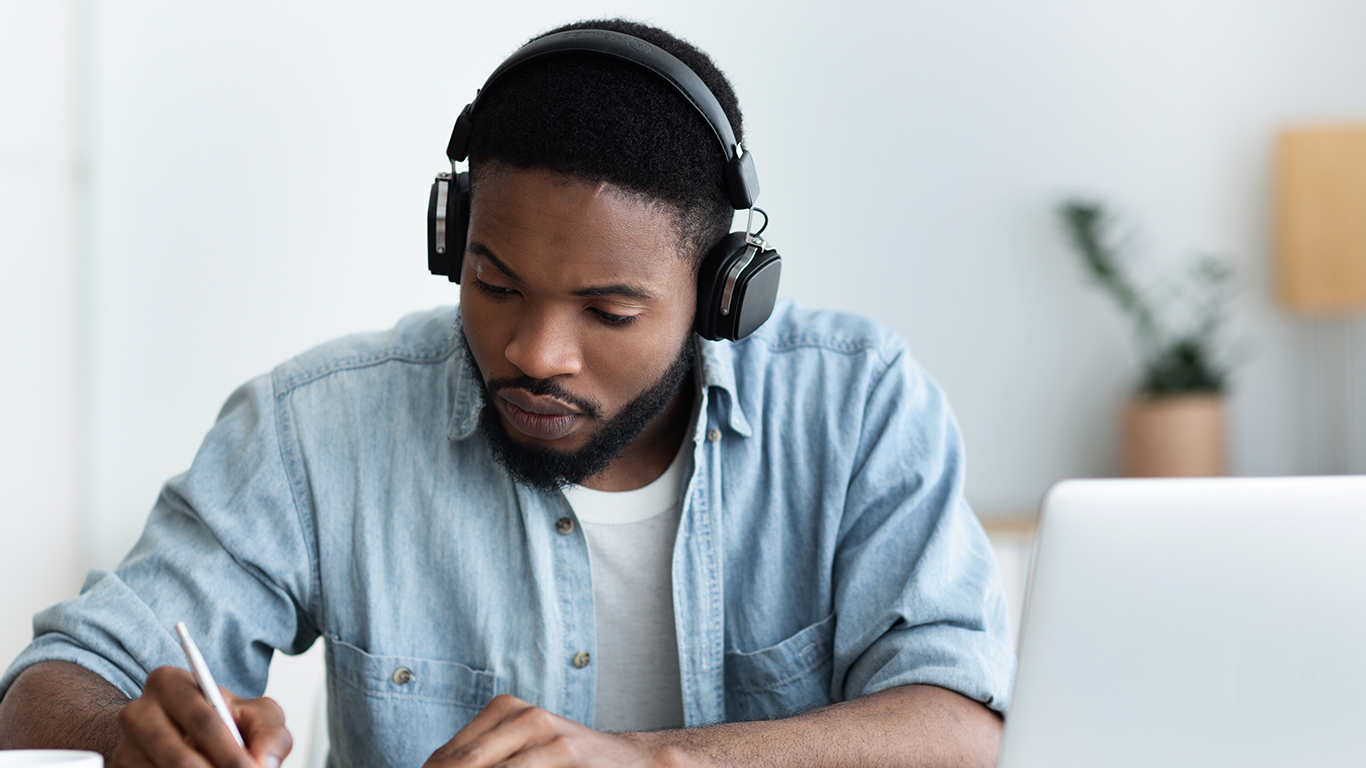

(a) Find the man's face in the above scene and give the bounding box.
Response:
[458,166,698,489]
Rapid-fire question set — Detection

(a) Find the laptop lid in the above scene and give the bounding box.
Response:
[999,476,1366,768]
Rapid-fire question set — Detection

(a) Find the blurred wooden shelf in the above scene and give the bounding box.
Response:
[979,515,1038,539]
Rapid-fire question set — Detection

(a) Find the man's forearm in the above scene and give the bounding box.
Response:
[622,684,1002,768]
[0,660,129,763]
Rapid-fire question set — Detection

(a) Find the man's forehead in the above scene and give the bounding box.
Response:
[468,165,691,277]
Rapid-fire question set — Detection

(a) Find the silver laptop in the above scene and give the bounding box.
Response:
[999,476,1366,768]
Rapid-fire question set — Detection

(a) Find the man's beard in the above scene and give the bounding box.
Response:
[459,330,695,492]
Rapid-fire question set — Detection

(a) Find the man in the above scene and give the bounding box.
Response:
[0,18,1013,768]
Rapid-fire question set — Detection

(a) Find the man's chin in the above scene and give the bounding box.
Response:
[479,404,616,491]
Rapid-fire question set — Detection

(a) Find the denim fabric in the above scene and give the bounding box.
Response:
[3,299,1014,768]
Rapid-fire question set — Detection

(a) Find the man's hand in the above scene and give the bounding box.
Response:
[423,695,674,768]
[424,685,1001,768]
[0,661,290,767]
[112,666,292,768]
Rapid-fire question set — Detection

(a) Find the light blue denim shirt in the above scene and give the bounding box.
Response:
[3,299,1014,768]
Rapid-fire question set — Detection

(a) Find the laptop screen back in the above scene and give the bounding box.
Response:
[999,476,1366,768]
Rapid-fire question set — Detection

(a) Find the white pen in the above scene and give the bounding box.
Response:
[174,621,246,747]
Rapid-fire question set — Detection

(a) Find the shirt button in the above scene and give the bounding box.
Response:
[707,428,722,443]
[391,667,413,685]
[572,651,591,669]
[555,517,575,535]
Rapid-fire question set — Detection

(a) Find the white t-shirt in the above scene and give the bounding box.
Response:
[560,443,689,732]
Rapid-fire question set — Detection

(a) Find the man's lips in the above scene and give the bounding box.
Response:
[495,390,583,441]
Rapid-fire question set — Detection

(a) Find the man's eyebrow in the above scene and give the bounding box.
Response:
[471,241,656,301]
[573,284,657,302]
[469,243,525,283]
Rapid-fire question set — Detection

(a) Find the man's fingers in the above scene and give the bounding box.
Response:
[422,697,655,768]
[110,737,160,768]
[232,694,292,768]
[118,667,287,768]
[118,694,213,768]
[159,686,255,765]
[131,666,255,767]
[430,694,530,758]
[493,735,592,768]
[428,700,564,767]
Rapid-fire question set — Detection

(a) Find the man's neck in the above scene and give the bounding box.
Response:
[580,376,696,492]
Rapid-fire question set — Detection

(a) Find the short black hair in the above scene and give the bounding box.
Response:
[466,18,743,266]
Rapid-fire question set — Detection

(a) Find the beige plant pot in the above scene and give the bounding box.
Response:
[1121,394,1227,477]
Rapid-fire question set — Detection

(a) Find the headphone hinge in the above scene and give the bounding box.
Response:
[433,173,451,255]
[719,243,760,317]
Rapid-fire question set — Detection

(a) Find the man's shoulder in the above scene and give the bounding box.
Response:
[270,306,463,396]
[698,299,927,436]
[728,298,908,365]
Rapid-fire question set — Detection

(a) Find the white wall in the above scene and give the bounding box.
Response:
[77,0,1366,565]
[0,0,82,670]
[5,0,1366,686]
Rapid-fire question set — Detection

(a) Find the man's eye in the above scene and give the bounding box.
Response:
[589,308,638,327]
[473,278,514,297]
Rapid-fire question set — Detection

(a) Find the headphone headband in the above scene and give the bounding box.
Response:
[444,29,759,209]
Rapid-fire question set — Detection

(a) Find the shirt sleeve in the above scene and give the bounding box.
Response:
[831,340,1016,712]
[0,373,320,701]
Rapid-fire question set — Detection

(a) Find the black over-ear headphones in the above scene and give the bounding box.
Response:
[426,29,782,342]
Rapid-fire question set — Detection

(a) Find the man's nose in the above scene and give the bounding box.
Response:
[504,307,583,380]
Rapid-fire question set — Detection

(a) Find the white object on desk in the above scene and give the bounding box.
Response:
[0,751,102,767]
[1001,475,1366,768]
[173,621,245,747]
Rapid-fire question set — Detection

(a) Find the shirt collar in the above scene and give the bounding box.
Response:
[695,336,753,438]
[448,312,482,441]
[447,318,754,442]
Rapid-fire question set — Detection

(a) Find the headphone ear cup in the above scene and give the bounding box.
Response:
[448,172,471,284]
[427,175,450,277]
[426,171,471,281]
[725,247,780,340]
[694,231,783,342]
[694,232,752,341]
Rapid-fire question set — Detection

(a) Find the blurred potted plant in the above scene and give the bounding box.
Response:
[1059,201,1235,477]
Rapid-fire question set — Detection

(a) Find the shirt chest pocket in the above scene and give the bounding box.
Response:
[325,637,498,768]
[724,613,836,722]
